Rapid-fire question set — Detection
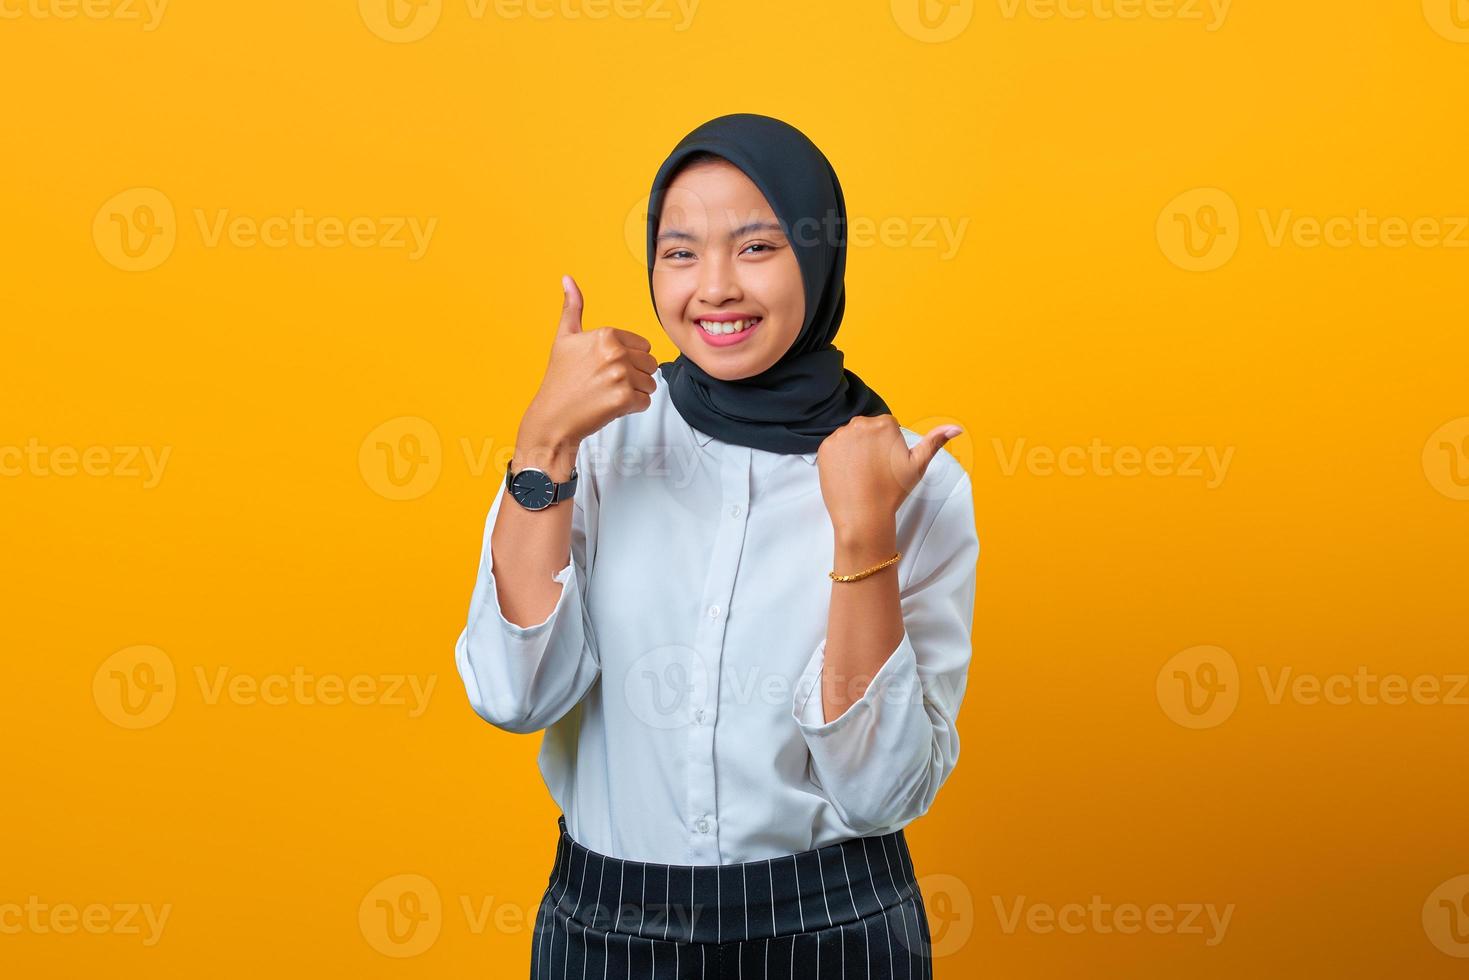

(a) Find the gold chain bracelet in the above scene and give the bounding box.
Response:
[829,551,902,583]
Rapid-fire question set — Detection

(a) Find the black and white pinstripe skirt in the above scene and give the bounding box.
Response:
[531,814,934,979]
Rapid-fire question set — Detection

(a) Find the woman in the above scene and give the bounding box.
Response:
[455,113,979,978]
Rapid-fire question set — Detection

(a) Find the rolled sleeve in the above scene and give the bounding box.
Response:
[454,464,600,735]
[791,475,979,832]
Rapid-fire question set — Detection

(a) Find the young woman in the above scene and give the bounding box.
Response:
[455,112,979,979]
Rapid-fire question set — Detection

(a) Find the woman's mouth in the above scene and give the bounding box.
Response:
[694,316,763,347]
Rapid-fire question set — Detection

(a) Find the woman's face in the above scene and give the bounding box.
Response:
[652,159,806,381]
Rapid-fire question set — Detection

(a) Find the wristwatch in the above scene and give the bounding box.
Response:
[505,458,578,511]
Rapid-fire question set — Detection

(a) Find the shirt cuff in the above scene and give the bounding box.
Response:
[791,631,924,736]
[486,557,576,639]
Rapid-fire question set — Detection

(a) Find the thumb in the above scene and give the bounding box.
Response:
[557,274,584,335]
[909,425,964,474]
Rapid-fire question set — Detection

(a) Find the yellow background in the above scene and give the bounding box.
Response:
[3,0,1468,976]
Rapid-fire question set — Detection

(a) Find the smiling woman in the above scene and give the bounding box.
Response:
[454,112,978,979]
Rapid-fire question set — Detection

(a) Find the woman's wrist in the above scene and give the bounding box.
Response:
[513,417,580,483]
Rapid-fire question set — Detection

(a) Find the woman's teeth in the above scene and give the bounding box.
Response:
[697,318,760,335]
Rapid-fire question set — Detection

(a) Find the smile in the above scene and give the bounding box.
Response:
[695,316,762,347]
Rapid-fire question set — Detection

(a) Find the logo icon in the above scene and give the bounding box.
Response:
[904,415,972,502]
[359,0,442,43]
[1157,188,1240,272]
[1423,0,1469,41]
[891,0,974,42]
[1156,645,1239,729]
[359,874,442,957]
[625,645,709,731]
[93,645,177,729]
[93,188,177,272]
[1423,875,1469,957]
[913,872,972,958]
[359,416,443,501]
[1423,417,1469,501]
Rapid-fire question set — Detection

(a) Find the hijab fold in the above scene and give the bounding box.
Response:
[647,113,890,456]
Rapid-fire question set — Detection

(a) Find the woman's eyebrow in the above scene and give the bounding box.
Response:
[657,221,785,244]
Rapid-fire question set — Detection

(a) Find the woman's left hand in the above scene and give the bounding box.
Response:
[816,415,964,533]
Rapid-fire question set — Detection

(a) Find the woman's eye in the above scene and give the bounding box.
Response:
[742,243,776,255]
[664,249,694,260]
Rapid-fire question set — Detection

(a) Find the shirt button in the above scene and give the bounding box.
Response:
[707,604,721,619]
[729,503,742,518]
[695,816,710,834]
[693,708,705,724]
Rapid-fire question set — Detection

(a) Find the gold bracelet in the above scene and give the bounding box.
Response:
[829,551,902,582]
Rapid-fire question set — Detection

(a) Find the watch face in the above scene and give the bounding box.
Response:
[510,468,556,510]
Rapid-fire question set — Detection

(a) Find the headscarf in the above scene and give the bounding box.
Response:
[646,113,890,456]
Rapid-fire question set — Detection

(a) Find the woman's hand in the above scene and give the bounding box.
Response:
[816,415,964,535]
[519,275,661,451]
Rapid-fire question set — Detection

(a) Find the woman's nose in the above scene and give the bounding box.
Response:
[697,250,742,304]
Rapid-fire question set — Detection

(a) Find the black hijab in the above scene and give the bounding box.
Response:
[646,113,890,456]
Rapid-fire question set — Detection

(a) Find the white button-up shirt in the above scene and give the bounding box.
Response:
[454,366,979,865]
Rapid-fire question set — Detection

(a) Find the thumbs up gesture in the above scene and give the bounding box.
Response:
[520,275,661,450]
[816,416,964,533]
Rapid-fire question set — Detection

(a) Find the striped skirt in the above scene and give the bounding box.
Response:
[531,814,934,979]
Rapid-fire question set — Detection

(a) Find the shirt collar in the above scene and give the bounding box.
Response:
[690,425,818,465]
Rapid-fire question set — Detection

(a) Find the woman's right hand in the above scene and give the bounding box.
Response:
[520,275,660,451]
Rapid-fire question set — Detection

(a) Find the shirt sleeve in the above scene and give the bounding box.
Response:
[790,473,979,832]
[453,449,599,735]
